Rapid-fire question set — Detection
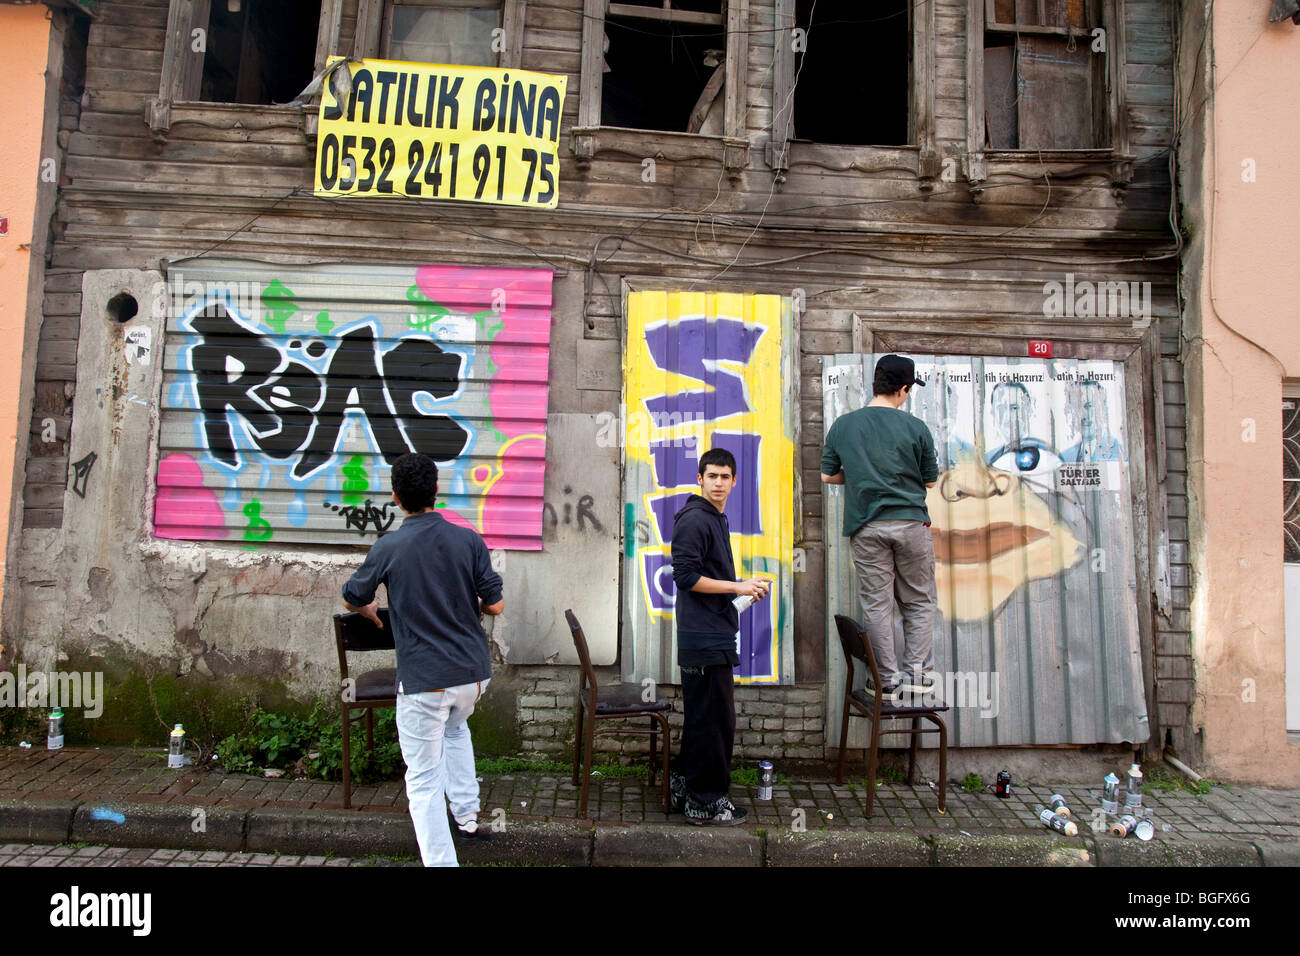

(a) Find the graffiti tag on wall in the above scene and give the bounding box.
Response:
[623,292,795,684]
[153,262,552,548]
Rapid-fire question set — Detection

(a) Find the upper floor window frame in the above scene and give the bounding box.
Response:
[768,0,938,187]
[965,0,1132,195]
[148,0,525,136]
[573,0,751,177]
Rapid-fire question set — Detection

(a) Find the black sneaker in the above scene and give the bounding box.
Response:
[900,672,937,696]
[864,677,901,702]
[669,773,687,814]
[449,810,489,840]
[685,795,748,827]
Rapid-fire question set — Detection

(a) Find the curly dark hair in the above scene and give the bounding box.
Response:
[391,453,439,512]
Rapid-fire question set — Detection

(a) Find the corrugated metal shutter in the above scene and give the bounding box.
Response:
[154,259,552,548]
[621,291,796,685]
[823,354,1149,745]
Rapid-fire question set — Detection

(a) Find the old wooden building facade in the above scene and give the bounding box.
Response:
[4,0,1191,770]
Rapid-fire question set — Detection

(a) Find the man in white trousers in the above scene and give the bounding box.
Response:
[343,453,503,866]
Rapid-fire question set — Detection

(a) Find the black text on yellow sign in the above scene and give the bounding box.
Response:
[315,58,567,209]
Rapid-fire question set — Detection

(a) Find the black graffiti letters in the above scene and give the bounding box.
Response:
[325,499,396,535]
[191,304,469,478]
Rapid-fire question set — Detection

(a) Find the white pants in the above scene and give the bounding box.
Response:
[395,679,488,867]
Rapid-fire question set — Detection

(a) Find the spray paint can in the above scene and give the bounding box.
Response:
[758,760,774,801]
[167,723,185,769]
[1124,763,1143,810]
[47,709,64,750]
[1037,806,1079,836]
[995,770,1012,798]
[1048,793,1071,819]
[732,594,755,613]
[1101,772,1120,814]
[1112,814,1155,840]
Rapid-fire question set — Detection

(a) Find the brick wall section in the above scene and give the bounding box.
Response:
[1156,349,1196,757]
[514,666,826,762]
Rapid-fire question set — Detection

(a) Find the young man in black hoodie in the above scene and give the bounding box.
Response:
[670,447,770,825]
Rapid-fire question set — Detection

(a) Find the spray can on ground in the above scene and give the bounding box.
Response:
[995,770,1012,798]
[1038,806,1079,836]
[1112,814,1155,840]
[758,760,774,801]
[1124,763,1143,811]
[1048,793,1071,819]
[47,709,64,750]
[1101,772,1120,814]
[167,723,185,769]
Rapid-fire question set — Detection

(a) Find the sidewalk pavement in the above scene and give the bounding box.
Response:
[2,747,1298,866]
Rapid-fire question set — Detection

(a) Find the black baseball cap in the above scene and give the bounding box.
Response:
[876,354,926,389]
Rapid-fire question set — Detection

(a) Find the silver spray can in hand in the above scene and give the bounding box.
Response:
[758,760,774,801]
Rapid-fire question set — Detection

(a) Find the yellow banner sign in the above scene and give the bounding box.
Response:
[315,58,566,209]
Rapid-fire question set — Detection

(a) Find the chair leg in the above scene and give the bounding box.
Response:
[865,719,882,817]
[836,697,852,785]
[342,705,352,810]
[365,708,375,756]
[578,712,596,819]
[934,715,948,813]
[572,701,584,786]
[656,714,672,813]
[907,716,920,785]
[647,716,658,788]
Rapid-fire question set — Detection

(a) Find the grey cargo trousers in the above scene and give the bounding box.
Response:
[849,519,937,685]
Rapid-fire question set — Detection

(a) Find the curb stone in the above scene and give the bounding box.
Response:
[932,833,1095,867]
[246,807,420,858]
[0,800,75,844]
[765,830,931,866]
[594,824,762,866]
[1093,837,1260,867]
[1253,839,1300,867]
[72,802,246,851]
[458,822,592,866]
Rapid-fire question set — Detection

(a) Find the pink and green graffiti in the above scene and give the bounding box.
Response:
[153,262,553,548]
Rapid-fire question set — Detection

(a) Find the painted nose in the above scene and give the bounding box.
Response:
[938,461,1014,502]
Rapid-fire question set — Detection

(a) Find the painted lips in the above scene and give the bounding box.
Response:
[927,461,1084,622]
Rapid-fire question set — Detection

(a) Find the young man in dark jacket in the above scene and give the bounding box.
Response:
[670,447,769,825]
[342,453,503,866]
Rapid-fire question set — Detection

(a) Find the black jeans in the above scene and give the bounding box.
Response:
[677,663,736,805]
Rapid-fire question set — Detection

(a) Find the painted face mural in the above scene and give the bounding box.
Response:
[153,262,553,547]
[823,354,1147,747]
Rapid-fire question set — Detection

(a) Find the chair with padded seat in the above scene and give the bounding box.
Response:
[564,609,672,817]
[333,609,398,809]
[833,613,948,816]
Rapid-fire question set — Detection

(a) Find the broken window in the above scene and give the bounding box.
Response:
[198,0,323,104]
[382,0,503,67]
[601,1,726,133]
[792,0,910,146]
[983,0,1107,149]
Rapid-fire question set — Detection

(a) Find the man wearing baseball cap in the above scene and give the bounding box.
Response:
[821,354,939,701]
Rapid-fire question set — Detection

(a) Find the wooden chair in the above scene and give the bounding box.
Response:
[564,610,672,817]
[332,609,398,809]
[833,613,949,816]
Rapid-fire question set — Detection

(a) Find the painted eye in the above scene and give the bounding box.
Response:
[989,443,1062,477]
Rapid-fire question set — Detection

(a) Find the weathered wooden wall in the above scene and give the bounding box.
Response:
[16,0,1189,753]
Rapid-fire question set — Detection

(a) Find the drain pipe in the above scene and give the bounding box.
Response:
[1163,750,1204,783]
